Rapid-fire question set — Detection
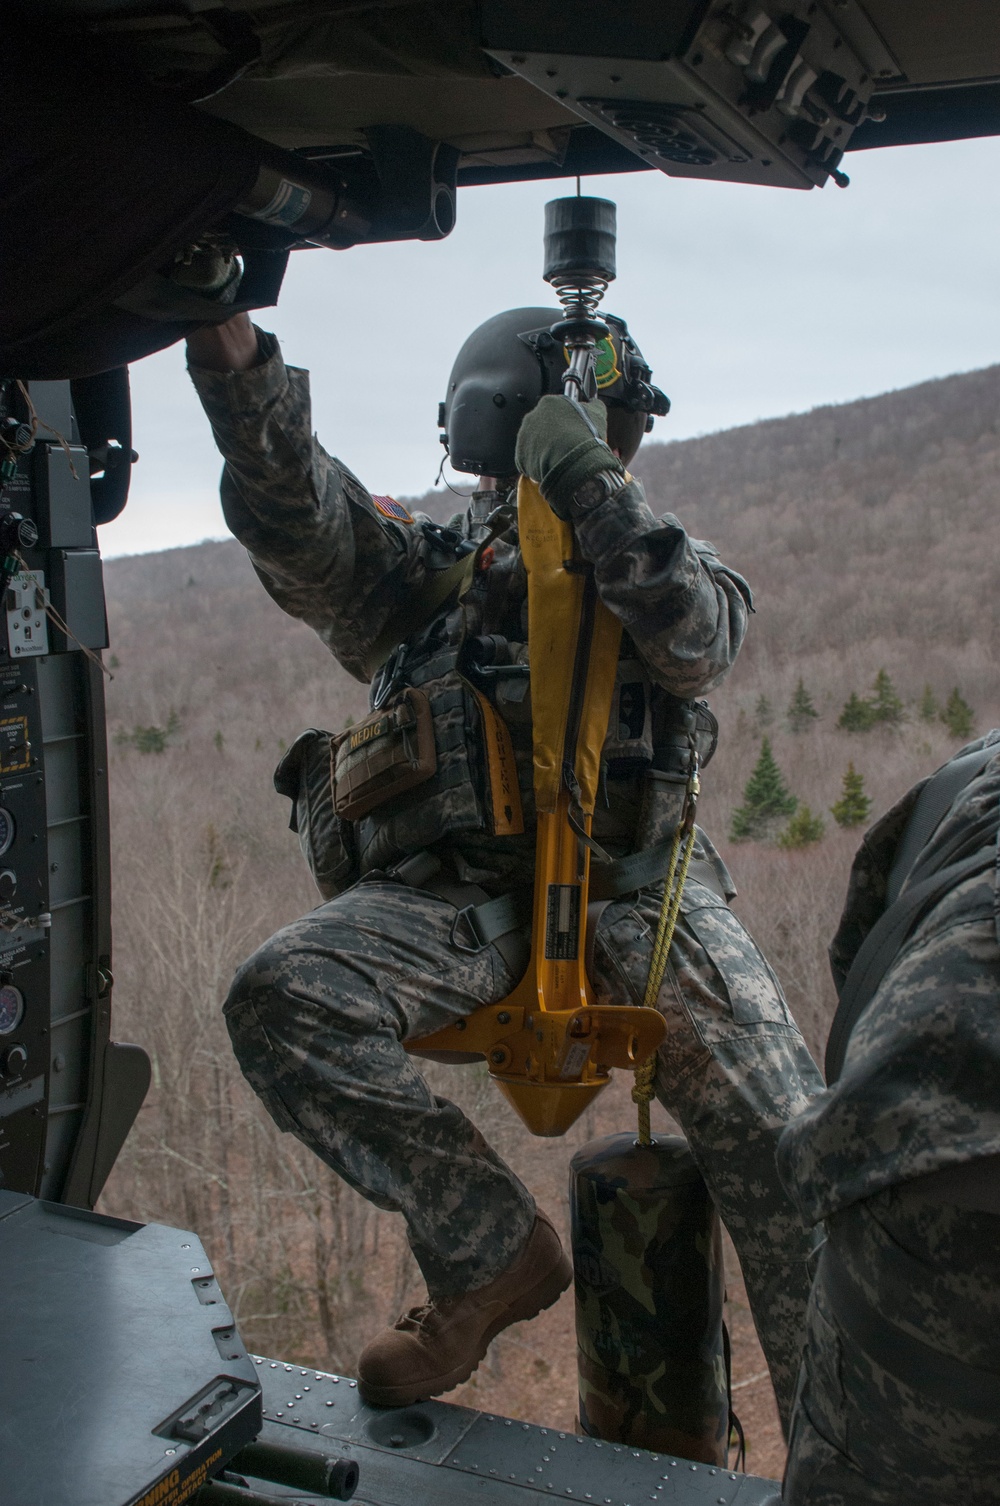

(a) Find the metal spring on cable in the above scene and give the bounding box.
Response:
[547,272,610,322]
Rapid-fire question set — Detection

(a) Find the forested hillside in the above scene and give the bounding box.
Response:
[98,361,1000,1479]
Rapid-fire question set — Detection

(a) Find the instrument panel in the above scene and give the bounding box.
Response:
[0,376,143,1209]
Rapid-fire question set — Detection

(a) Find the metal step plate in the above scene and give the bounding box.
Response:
[249,1357,781,1506]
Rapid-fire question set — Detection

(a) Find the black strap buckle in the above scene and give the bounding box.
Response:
[449,904,489,954]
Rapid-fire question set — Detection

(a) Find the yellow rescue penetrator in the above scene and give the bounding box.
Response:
[411,198,666,1136]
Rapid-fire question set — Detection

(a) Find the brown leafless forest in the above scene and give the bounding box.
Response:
[98,362,1000,1478]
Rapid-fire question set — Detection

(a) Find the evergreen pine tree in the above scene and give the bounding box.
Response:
[754,693,774,731]
[918,684,938,723]
[941,687,975,739]
[778,804,825,849]
[837,691,875,732]
[831,762,872,828]
[786,678,819,733]
[868,667,905,726]
[730,738,797,841]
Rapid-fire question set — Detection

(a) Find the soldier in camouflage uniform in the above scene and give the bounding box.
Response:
[186,309,823,1416]
[778,733,1000,1503]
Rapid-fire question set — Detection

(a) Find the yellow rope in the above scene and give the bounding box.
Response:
[632,760,700,1144]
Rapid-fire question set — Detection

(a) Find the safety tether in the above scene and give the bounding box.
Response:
[632,749,700,1144]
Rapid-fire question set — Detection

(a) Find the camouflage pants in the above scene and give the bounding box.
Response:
[784,1187,1000,1504]
[224,871,823,1423]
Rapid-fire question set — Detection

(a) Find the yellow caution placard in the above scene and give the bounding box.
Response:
[0,716,30,774]
[133,1447,223,1506]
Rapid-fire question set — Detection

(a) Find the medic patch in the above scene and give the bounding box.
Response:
[371,494,414,523]
[564,333,621,390]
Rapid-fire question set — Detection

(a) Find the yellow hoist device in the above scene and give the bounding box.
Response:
[409,197,700,1139]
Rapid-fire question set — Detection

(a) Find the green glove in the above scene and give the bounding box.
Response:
[515,394,623,518]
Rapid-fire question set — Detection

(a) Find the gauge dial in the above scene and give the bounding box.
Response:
[0,985,23,1035]
[0,808,14,857]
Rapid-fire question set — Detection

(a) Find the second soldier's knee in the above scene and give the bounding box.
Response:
[224,934,288,1018]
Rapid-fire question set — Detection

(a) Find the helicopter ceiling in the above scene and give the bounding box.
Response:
[32,1,1000,192]
[6,2,1000,378]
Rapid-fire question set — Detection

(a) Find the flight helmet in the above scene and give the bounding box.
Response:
[439,306,670,476]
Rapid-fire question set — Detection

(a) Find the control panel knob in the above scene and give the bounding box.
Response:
[2,1043,27,1077]
[0,513,38,553]
[0,419,33,458]
[0,870,16,903]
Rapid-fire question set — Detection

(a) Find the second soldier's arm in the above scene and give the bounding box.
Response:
[188,323,431,683]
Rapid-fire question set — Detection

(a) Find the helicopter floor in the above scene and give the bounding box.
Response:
[248,1355,781,1506]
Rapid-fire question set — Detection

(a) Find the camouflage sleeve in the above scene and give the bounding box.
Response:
[188,328,430,682]
[569,476,753,698]
[778,867,1000,1226]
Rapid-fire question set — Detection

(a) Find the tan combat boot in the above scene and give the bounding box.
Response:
[357,1211,573,1408]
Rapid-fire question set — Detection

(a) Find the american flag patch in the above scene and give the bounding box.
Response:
[371,494,414,523]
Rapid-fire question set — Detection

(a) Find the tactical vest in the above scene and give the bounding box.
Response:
[276,494,717,900]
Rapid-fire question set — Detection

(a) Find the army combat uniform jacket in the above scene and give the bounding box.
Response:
[779,733,1000,1504]
[190,332,824,1430]
[191,331,753,892]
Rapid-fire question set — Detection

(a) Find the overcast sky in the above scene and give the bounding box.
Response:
[100,134,1000,558]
